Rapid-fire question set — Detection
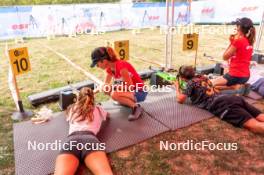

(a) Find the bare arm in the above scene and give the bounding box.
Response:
[223,44,236,61]
[104,73,113,84]
[93,73,113,94]
[175,80,187,104]
[120,68,134,90]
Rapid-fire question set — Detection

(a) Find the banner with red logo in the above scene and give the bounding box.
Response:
[192,0,264,23]
[0,0,263,40]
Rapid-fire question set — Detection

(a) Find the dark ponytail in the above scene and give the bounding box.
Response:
[240,26,256,46]
[247,27,256,46]
[106,47,119,62]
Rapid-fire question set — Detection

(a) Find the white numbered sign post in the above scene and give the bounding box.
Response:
[114,40,129,60]
[183,33,199,68]
[7,47,33,120]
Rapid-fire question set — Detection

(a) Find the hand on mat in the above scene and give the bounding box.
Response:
[31,117,50,124]
[31,106,52,124]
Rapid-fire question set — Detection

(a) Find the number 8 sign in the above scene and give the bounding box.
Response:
[9,47,31,76]
[183,33,199,51]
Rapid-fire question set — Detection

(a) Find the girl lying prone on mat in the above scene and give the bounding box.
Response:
[175,65,264,134]
[54,87,113,175]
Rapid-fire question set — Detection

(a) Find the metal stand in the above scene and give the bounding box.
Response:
[164,0,175,70]
[11,100,33,120]
[164,0,191,71]
[12,111,33,121]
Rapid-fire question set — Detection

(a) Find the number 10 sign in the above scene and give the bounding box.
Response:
[8,47,31,76]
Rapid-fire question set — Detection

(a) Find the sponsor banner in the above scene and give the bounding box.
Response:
[0,3,189,40]
[0,6,32,40]
[0,0,263,40]
[192,0,264,23]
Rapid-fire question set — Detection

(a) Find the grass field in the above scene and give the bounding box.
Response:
[0,25,264,175]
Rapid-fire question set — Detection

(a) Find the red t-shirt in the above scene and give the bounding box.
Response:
[229,36,253,77]
[106,60,144,90]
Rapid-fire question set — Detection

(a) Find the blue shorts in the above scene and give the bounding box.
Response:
[135,91,148,102]
[223,73,249,86]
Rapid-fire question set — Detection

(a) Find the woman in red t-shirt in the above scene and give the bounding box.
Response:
[212,17,256,88]
[90,47,147,121]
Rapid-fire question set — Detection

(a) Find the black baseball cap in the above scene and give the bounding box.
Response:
[232,17,253,28]
[90,47,109,68]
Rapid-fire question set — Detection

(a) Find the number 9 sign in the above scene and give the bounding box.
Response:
[114,40,129,60]
[8,47,31,76]
[183,33,199,51]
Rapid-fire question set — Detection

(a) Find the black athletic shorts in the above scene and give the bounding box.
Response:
[59,131,104,162]
[223,73,249,86]
[209,95,261,127]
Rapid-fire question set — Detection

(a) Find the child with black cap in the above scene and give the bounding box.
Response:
[90,46,148,121]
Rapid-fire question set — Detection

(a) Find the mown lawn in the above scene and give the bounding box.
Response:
[0,26,264,175]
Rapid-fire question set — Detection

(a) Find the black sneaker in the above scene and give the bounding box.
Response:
[128,105,144,121]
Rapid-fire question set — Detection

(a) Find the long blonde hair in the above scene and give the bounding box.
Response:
[66,87,95,123]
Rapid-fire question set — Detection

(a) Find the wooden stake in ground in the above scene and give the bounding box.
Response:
[8,66,20,111]
[6,44,33,120]
[182,33,199,69]
[194,46,198,69]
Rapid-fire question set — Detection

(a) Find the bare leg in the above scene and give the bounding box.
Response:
[54,154,79,175]
[84,151,113,175]
[111,91,136,108]
[214,85,228,90]
[243,118,264,134]
[211,76,228,87]
[256,114,264,122]
[215,84,242,90]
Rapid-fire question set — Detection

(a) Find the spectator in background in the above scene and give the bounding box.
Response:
[212,17,256,89]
